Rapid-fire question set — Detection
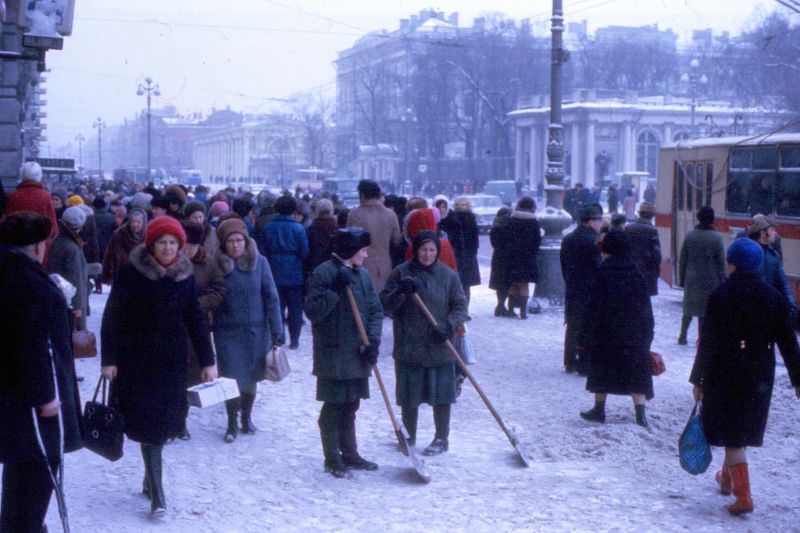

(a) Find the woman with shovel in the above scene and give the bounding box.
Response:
[304,227,384,478]
[381,230,468,456]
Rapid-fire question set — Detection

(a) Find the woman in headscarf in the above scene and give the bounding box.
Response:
[213,217,283,443]
[101,216,216,517]
[578,230,654,428]
[403,207,457,271]
[102,207,147,285]
[381,231,468,456]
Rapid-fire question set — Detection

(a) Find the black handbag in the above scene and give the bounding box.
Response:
[82,376,125,461]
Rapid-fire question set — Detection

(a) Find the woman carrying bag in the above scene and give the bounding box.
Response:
[213,217,283,443]
[381,231,468,456]
[690,238,800,515]
[100,216,216,517]
[304,227,383,478]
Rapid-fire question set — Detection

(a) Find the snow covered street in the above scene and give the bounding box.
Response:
[47,254,800,532]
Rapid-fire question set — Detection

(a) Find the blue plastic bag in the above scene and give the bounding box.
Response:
[679,401,712,475]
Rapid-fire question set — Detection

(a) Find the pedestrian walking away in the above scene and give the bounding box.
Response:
[625,202,662,296]
[501,197,541,320]
[677,207,725,345]
[578,230,655,428]
[304,227,384,478]
[0,213,83,533]
[489,207,514,317]
[100,216,217,517]
[690,237,800,515]
[439,196,480,306]
[381,230,468,457]
[214,217,284,443]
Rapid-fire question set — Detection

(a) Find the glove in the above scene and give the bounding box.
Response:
[331,269,352,291]
[360,342,379,366]
[428,322,451,344]
[398,277,419,295]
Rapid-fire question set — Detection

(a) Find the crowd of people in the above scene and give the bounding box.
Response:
[1,161,799,529]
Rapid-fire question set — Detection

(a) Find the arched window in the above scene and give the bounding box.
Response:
[636,131,660,174]
[673,131,690,142]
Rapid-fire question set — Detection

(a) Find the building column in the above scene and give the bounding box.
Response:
[663,123,672,145]
[570,123,579,183]
[622,122,633,171]
[528,125,538,192]
[515,126,525,183]
[585,121,595,187]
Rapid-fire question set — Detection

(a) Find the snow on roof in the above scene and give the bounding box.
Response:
[662,132,800,149]
[509,100,777,118]
[416,17,456,32]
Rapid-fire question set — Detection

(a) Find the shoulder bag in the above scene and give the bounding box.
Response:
[82,376,125,461]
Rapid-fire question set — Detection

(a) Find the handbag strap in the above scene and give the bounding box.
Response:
[690,399,701,417]
[92,376,109,405]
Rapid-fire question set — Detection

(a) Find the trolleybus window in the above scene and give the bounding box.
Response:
[776,173,800,217]
[727,146,777,216]
[781,147,800,169]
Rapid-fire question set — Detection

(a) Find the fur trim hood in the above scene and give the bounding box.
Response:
[217,237,259,274]
[128,243,194,282]
[511,209,538,220]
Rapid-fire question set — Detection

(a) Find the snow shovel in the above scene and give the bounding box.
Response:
[344,287,431,483]
[411,293,531,467]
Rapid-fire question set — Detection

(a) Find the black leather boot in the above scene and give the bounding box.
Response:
[240,393,258,434]
[678,315,691,345]
[321,431,351,479]
[401,406,418,447]
[635,404,649,428]
[580,400,606,423]
[339,405,378,471]
[224,398,239,443]
[141,444,166,517]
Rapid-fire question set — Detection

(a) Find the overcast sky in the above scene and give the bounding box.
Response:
[42,0,785,151]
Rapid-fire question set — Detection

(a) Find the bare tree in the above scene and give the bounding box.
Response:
[289,91,333,168]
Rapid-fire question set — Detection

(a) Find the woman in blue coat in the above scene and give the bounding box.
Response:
[214,217,284,443]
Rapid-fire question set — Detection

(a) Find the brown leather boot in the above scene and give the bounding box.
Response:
[725,463,754,515]
[715,466,732,495]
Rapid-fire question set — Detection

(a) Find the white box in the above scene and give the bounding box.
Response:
[187,378,240,408]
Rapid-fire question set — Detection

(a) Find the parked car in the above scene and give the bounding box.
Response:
[481,180,518,206]
[464,194,504,232]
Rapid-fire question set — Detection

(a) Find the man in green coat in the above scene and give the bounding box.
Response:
[304,228,384,479]
[678,206,726,344]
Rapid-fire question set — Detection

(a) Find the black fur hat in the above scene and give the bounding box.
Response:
[334,227,371,259]
[0,212,52,246]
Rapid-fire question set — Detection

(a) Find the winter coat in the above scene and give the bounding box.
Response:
[439,210,481,287]
[5,181,59,242]
[305,214,338,281]
[690,271,800,447]
[561,224,601,326]
[580,256,655,398]
[186,248,227,385]
[489,212,512,291]
[381,260,468,368]
[679,227,725,317]
[346,198,403,292]
[93,207,116,260]
[755,241,797,321]
[48,222,89,330]
[625,218,662,296]
[260,215,309,287]
[213,238,283,387]
[504,210,541,284]
[101,245,214,445]
[304,257,383,380]
[79,212,101,264]
[0,246,83,464]
[404,208,458,271]
[102,222,143,284]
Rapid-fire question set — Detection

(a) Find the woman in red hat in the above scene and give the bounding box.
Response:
[101,216,217,517]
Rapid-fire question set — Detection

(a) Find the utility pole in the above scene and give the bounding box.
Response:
[137,77,160,181]
[532,0,573,308]
[92,118,105,178]
[681,58,707,137]
[74,133,85,167]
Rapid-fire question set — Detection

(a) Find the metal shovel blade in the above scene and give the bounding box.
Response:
[397,424,431,483]
[507,425,531,468]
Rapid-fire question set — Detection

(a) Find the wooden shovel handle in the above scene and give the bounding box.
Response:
[344,287,402,435]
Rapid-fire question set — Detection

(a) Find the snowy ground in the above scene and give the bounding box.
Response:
[35,237,800,532]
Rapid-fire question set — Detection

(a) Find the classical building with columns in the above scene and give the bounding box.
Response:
[509,92,786,192]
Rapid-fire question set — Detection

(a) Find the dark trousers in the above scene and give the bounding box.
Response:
[1,459,58,533]
[563,321,587,373]
[277,285,304,344]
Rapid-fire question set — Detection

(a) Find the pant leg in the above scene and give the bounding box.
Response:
[285,286,304,344]
[1,459,57,533]
[564,321,579,371]
[462,284,471,305]
[277,285,289,334]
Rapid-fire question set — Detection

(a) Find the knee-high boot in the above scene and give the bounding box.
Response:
[339,402,378,470]
[141,444,166,517]
[224,398,240,443]
[401,406,419,447]
[319,403,350,479]
[678,315,691,344]
[240,392,257,434]
[423,405,450,456]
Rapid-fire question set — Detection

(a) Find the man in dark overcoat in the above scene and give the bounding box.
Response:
[690,237,800,516]
[625,202,661,296]
[0,213,83,532]
[560,205,603,374]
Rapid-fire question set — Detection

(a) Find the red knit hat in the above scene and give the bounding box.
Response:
[145,215,186,248]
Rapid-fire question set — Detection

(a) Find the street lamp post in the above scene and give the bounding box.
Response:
[400,107,417,193]
[92,118,105,178]
[137,77,160,181]
[680,58,708,137]
[532,0,573,309]
[74,133,85,167]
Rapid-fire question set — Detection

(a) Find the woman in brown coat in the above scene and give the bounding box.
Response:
[102,207,147,285]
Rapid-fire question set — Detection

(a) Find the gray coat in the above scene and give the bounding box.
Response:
[679,227,726,317]
[48,222,88,330]
[213,237,283,387]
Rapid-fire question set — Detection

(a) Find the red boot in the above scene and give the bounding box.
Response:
[725,463,754,515]
[715,466,732,495]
